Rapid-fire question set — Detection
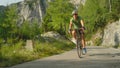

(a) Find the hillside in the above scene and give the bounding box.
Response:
[0,0,120,46]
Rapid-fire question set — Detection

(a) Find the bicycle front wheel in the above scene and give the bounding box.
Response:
[76,40,82,58]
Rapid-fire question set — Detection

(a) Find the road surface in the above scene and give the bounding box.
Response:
[9,46,120,68]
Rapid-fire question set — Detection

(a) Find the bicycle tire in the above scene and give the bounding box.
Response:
[76,40,82,58]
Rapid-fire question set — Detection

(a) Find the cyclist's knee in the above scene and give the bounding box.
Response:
[72,30,76,35]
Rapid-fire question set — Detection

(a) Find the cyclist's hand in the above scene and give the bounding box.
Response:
[82,26,86,30]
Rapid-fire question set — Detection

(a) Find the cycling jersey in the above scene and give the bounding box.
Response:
[70,16,82,29]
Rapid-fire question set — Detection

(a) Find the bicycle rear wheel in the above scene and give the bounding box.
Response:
[76,40,82,58]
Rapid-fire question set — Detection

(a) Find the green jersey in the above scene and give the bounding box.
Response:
[70,16,82,29]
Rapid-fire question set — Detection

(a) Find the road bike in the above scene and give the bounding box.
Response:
[69,28,83,58]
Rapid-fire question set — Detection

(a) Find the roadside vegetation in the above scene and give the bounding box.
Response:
[0,39,74,67]
[78,0,120,40]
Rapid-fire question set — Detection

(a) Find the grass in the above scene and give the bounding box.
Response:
[0,38,74,67]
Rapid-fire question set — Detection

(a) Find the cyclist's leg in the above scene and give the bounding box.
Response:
[80,33,86,48]
[80,30,87,54]
[71,30,77,44]
[72,30,76,39]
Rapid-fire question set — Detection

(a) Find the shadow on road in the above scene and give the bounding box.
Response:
[89,53,120,57]
[10,59,120,68]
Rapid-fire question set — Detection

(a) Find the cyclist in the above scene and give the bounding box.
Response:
[69,10,87,54]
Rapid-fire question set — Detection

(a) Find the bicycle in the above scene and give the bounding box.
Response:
[69,28,83,58]
[75,29,83,58]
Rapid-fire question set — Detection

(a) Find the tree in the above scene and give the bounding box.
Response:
[111,0,120,17]
[0,5,18,42]
[109,0,112,12]
[19,19,41,40]
[43,0,74,35]
[0,6,6,39]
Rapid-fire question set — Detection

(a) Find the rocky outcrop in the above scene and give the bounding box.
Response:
[87,20,120,48]
[41,31,67,42]
[17,0,47,25]
[70,0,86,9]
[101,20,120,48]
[0,6,5,13]
[41,31,65,40]
[0,0,48,26]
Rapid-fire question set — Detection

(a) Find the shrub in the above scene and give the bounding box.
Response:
[94,38,102,46]
[94,12,119,31]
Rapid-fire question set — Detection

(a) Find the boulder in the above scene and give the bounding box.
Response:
[41,31,65,40]
[25,40,34,51]
[101,20,120,48]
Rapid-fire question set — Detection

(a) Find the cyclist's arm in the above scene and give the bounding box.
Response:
[80,19,84,27]
[80,19,86,30]
[69,19,72,30]
[69,20,73,29]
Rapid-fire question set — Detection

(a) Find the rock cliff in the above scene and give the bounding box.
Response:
[101,20,120,48]
[17,0,47,25]
[87,20,120,48]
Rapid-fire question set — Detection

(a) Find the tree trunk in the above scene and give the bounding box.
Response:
[109,0,112,12]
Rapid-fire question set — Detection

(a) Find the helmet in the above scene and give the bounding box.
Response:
[72,10,78,15]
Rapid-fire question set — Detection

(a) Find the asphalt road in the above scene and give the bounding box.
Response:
[9,46,120,68]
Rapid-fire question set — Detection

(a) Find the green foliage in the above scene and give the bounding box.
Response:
[79,0,106,38]
[43,0,74,34]
[42,12,53,32]
[111,0,120,17]
[0,39,74,67]
[0,5,19,44]
[94,12,119,33]
[19,20,41,39]
[0,41,25,67]
[34,39,74,56]
[78,0,120,40]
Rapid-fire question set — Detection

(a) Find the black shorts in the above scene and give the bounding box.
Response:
[74,29,84,35]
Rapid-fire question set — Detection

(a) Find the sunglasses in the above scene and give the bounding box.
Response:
[73,14,78,15]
